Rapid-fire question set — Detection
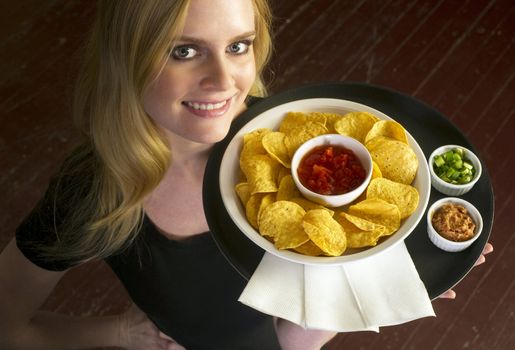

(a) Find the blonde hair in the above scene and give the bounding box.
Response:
[46,0,273,264]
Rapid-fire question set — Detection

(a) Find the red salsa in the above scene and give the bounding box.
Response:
[297,145,366,195]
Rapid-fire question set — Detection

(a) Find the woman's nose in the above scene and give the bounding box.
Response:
[200,56,234,91]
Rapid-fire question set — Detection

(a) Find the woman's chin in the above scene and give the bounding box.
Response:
[189,125,232,145]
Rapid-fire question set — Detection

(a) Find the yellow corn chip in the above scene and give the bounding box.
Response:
[348,198,401,235]
[366,178,419,219]
[302,209,347,256]
[258,201,309,249]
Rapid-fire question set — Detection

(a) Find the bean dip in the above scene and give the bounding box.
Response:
[431,203,476,242]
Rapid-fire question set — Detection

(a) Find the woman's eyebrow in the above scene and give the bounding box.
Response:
[177,31,256,45]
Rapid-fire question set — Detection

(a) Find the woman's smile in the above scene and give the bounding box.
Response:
[181,95,234,118]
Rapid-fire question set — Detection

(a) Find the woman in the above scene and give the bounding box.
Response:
[0,0,493,349]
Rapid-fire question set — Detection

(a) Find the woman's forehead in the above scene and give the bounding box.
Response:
[180,0,255,41]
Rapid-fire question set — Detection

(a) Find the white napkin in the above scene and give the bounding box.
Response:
[238,241,435,332]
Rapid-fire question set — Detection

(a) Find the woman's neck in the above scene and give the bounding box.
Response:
[142,133,212,238]
[163,132,213,177]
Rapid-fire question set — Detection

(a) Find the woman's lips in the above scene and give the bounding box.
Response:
[182,97,233,118]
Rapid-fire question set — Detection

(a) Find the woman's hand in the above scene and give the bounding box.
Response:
[438,242,494,299]
[274,317,336,350]
[119,304,186,350]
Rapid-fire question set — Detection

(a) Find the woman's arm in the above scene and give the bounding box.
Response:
[0,238,121,349]
[274,317,336,350]
[0,238,184,350]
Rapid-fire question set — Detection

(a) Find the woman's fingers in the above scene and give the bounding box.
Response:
[158,331,174,340]
[474,254,486,266]
[474,243,494,266]
[438,289,456,299]
[158,331,186,350]
[483,243,494,255]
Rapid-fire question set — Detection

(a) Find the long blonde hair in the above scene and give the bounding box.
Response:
[46,0,273,264]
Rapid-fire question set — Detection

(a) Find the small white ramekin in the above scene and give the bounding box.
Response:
[428,145,482,196]
[291,134,372,207]
[426,197,483,252]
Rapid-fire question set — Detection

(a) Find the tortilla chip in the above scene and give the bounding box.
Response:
[366,136,418,184]
[240,154,280,194]
[337,213,385,248]
[263,131,291,168]
[290,197,335,216]
[364,120,408,144]
[348,198,401,235]
[258,201,309,249]
[279,112,327,133]
[284,121,328,158]
[293,240,325,256]
[366,178,419,219]
[334,111,379,143]
[235,182,250,206]
[277,175,302,201]
[302,209,347,256]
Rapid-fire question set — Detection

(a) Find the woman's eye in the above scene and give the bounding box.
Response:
[171,46,198,60]
[226,40,251,55]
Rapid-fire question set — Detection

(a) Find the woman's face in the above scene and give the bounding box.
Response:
[143,0,257,145]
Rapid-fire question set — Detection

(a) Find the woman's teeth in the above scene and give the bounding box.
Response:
[186,100,227,110]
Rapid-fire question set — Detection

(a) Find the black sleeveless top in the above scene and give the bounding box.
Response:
[105,216,280,349]
[15,177,280,350]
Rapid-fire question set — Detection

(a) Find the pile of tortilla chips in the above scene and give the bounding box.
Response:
[235,111,420,257]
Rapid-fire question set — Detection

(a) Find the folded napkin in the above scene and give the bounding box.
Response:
[238,241,435,332]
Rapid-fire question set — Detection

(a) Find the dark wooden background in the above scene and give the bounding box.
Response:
[1,1,513,349]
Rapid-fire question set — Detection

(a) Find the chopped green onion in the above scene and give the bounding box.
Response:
[433,147,475,185]
[434,156,445,167]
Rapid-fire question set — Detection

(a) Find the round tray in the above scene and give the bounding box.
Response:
[203,82,493,300]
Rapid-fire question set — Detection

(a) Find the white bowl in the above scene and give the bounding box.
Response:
[219,98,430,265]
[428,145,482,196]
[290,134,372,207]
[426,197,483,252]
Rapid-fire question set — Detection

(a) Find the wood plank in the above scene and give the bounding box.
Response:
[411,0,498,98]
[370,0,467,94]
[465,57,515,152]
[485,278,515,349]
[420,0,514,111]
[269,0,363,88]
[344,0,444,83]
